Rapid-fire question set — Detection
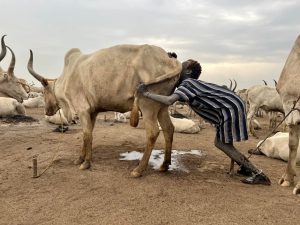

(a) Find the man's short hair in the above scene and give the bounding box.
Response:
[182,59,202,79]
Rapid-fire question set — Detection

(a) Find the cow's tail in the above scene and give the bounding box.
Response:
[130,94,140,127]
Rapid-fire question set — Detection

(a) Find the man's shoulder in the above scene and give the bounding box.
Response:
[181,78,202,86]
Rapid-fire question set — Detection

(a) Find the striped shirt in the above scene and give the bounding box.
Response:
[174,78,248,144]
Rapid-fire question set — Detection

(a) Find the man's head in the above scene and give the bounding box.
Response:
[178,59,202,84]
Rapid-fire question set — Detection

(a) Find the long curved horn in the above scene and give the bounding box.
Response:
[0,35,7,62]
[229,79,233,90]
[232,79,237,92]
[6,46,15,76]
[273,79,277,86]
[27,49,48,86]
[262,80,267,86]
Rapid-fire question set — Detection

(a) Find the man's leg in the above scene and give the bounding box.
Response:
[214,136,271,185]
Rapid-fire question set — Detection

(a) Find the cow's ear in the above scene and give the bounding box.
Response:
[3,73,9,80]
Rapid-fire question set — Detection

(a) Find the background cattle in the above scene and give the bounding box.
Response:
[45,109,69,125]
[0,35,28,103]
[159,116,200,134]
[256,132,300,162]
[0,97,26,116]
[23,95,45,108]
[245,84,284,137]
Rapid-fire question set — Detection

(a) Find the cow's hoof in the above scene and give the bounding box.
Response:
[228,171,235,177]
[74,157,84,165]
[159,163,170,172]
[79,161,91,170]
[279,178,291,187]
[293,184,300,195]
[130,170,142,178]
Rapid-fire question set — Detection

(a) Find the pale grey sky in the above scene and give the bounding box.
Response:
[0,0,299,88]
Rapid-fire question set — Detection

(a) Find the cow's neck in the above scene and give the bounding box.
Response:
[0,91,9,98]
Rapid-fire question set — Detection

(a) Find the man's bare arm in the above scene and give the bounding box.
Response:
[144,92,180,105]
[137,83,180,105]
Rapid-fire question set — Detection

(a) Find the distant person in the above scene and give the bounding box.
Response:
[137,58,271,185]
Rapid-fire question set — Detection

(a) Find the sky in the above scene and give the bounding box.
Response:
[0,0,300,88]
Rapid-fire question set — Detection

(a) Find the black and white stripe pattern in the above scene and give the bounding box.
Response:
[174,78,248,144]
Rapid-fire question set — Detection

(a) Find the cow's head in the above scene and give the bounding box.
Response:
[277,81,300,126]
[27,50,59,116]
[0,36,28,103]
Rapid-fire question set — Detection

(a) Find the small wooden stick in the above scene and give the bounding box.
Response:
[32,156,38,178]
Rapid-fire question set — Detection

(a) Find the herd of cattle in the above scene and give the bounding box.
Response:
[0,34,299,195]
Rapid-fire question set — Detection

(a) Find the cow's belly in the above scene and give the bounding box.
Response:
[95,96,135,113]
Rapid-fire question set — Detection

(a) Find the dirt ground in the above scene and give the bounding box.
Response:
[0,108,299,225]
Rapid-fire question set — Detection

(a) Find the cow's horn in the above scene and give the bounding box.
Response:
[27,50,48,86]
[0,35,7,62]
[273,79,277,86]
[232,79,237,92]
[263,80,267,86]
[6,46,15,76]
[229,79,233,90]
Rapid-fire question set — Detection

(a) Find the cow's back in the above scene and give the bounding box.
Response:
[59,44,181,113]
[277,35,300,93]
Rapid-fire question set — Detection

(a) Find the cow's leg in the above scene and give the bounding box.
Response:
[131,107,160,177]
[157,107,174,172]
[247,105,258,138]
[279,125,299,188]
[269,112,277,129]
[75,112,97,170]
[229,159,235,176]
[16,104,26,115]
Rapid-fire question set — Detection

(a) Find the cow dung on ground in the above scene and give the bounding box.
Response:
[0,115,38,124]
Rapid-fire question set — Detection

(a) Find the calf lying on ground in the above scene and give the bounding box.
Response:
[23,95,45,108]
[45,109,68,125]
[114,111,131,123]
[159,116,200,134]
[114,111,142,123]
[28,91,43,98]
[255,132,300,162]
[0,97,26,116]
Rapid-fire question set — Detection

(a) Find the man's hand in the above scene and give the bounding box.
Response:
[136,83,149,97]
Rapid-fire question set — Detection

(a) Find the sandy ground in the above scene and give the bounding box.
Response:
[0,108,299,225]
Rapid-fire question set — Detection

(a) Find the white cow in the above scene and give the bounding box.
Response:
[29,85,43,93]
[0,35,28,102]
[236,88,247,104]
[114,111,142,123]
[276,34,300,195]
[159,116,200,134]
[27,44,182,177]
[23,95,45,108]
[0,97,26,116]
[246,85,284,137]
[28,91,43,98]
[45,109,68,125]
[257,132,300,162]
[114,111,132,123]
